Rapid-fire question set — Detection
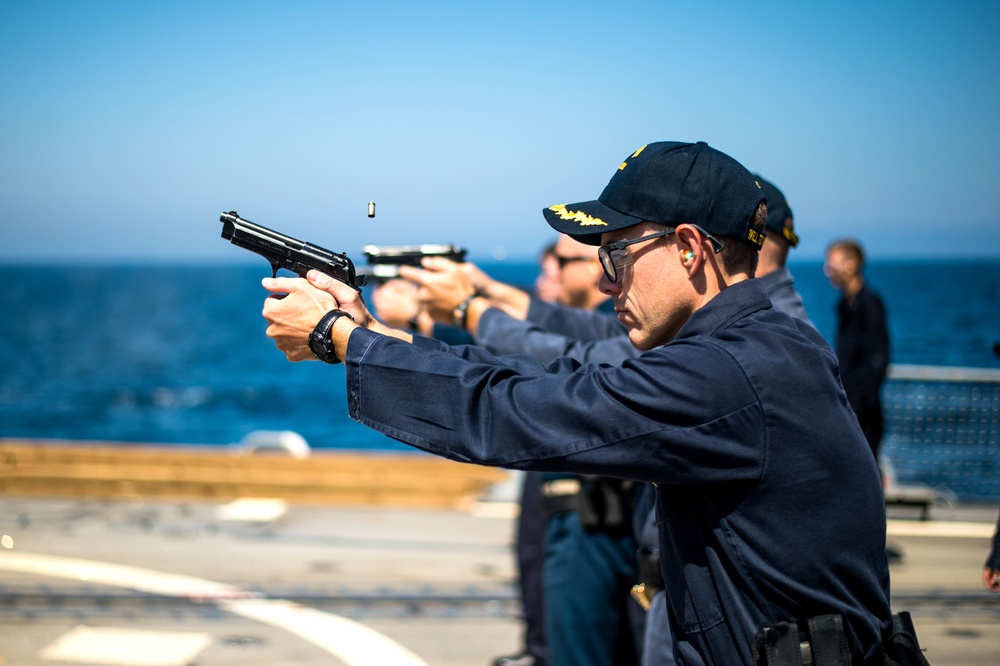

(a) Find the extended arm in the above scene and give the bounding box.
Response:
[342,326,765,483]
[477,307,637,365]
[524,298,629,342]
[259,270,764,483]
[397,258,530,334]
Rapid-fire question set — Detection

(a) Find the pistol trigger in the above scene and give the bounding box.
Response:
[270,262,280,279]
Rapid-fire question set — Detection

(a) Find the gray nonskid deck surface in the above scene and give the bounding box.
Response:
[1,497,998,665]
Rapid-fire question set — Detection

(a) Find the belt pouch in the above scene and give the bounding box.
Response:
[753,614,853,665]
[884,611,931,666]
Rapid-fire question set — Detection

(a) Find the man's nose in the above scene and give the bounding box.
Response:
[598,272,619,296]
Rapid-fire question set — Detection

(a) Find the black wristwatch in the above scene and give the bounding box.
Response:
[309,309,355,364]
[451,293,476,329]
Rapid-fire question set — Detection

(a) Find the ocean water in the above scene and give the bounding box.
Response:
[1,260,999,453]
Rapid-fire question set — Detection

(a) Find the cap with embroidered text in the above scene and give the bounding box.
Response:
[543,141,766,248]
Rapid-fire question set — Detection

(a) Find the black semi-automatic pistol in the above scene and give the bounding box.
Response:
[220,211,366,290]
[361,243,466,282]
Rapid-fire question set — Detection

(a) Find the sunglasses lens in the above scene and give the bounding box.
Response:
[599,248,617,282]
[611,250,632,282]
[599,248,634,283]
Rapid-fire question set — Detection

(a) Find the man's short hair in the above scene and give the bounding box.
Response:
[828,239,866,268]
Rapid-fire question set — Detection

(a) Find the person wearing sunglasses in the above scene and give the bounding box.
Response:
[407,237,649,666]
[402,175,812,666]
[261,141,897,665]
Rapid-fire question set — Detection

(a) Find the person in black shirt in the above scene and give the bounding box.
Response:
[824,239,890,460]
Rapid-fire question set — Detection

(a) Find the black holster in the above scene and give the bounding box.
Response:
[883,612,931,666]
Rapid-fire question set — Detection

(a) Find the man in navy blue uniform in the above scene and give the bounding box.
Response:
[406,237,645,666]
[261,141,893,665]
[377,237,643,666]
[754,176,811,327]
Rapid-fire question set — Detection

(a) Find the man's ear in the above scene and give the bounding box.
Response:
[674,225,704,271]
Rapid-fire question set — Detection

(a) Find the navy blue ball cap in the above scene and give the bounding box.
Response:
[755,175,799,248]
[543,141,767,248]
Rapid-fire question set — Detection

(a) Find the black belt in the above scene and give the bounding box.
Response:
[539,477,633,530]
[752,612,931,666]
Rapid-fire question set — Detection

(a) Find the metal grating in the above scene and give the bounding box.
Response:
[882,365,1000,503]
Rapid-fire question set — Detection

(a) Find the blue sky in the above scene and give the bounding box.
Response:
[2,1,998,263]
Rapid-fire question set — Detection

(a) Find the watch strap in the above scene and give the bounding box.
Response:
[309,309,355,364]
[451,293,476,329]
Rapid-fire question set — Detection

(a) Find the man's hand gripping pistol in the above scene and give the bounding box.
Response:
[220,211,366,290]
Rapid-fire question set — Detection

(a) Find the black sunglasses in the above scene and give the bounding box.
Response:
[598,229,675,283]
[553,254,594,269]
[598,225,725,283]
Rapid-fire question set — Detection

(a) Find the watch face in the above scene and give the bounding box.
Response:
[309,329,334,362]
[309,310,351,364]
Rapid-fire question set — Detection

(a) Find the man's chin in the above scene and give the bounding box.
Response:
[629,330,654,352]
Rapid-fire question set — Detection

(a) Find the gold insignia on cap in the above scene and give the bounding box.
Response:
[755,180,761,189]
[619,144,647,170]
[548,204,607,227]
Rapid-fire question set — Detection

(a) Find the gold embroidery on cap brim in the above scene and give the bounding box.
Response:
[548,204,608,227]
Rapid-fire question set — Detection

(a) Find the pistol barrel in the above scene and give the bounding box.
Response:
[220,211,365,288]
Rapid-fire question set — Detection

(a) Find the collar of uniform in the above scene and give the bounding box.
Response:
[671,279,772,342]
[757,266,794,293]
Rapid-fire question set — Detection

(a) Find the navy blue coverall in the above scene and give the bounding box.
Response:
[478,298,643,666]
[343,279,893,665]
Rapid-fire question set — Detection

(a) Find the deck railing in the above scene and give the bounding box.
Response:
[882,364,1000,503]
